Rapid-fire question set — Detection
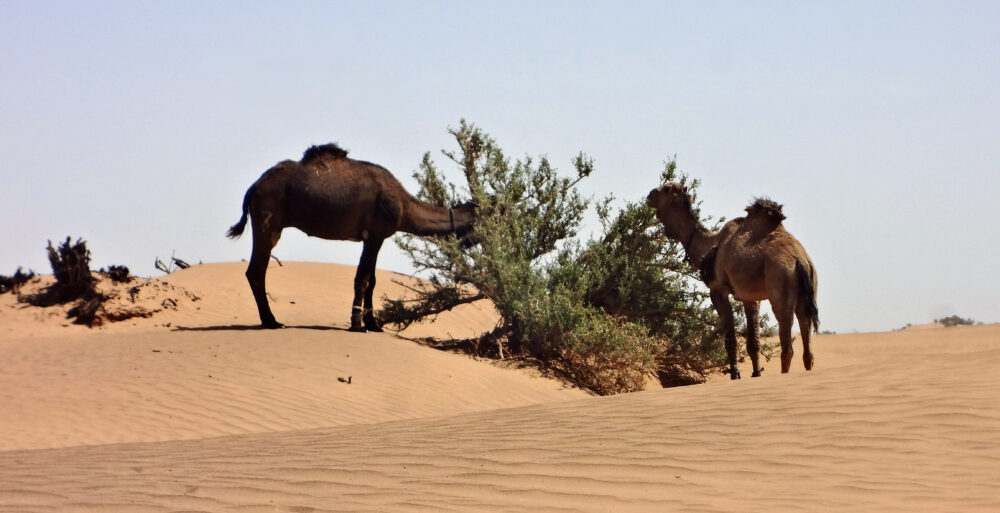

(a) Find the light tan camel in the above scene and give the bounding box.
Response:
[228,143,477,332]
[647,183,819,379]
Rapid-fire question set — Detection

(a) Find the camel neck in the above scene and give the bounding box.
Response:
[658,207,712,267]
[681,225,715,268]
[403,199,470,237]
[684,227,697,252]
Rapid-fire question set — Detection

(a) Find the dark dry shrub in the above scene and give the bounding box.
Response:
[102,265,133,284]
[18,237,106,326]
[67,296,106,327]
[46,237,97,302]
[935,315,978,327]
[0,267,35,294]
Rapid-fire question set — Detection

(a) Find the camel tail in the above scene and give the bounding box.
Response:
[796,260,820,333]
[226,185,254,239]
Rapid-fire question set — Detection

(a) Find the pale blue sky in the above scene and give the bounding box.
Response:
[2,1,998,333]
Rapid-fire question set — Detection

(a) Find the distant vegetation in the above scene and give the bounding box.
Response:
[0,267,35,294]
[935,315,980,327]
[155,251,192,274]
[101,264,133,284]
[11,237,138,327]
[379,121,773,394]
[14,237,103,326]
[897,316,983,330]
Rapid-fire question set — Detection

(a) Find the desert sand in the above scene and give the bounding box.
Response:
[1,262,998,512]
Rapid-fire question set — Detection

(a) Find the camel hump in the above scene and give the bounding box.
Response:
[302,143,349,163]
[745,197,786,224]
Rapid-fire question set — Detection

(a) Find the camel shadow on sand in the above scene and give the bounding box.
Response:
[171,324,346,332]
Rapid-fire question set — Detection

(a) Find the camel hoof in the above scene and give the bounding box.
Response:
[348,324,367,333]
[723,367,741,380]
[362,314,383,333]
[751,368,763,378]
[261,320,284,329]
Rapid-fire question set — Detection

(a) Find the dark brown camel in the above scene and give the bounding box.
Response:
[647,183,819,379]
[228,143,477,332]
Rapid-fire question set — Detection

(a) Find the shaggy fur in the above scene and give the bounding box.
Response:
[745,197,786,223]
[301,143,349,163]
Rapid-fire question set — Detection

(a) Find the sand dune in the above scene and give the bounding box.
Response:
[1,262,998,512]
[1,262,497,339]
[0,263,577,452]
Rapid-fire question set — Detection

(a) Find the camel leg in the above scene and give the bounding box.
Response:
[710,290,740,379]
[796,306,815,371]
[246,226,283,329]
[774,305,795,373]
[362,239,384,332]
[743,301,763,377]
[349,238,382,332]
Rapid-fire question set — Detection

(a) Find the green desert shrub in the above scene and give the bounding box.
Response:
[380,121,768,394]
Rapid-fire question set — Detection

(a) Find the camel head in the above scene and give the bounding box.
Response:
[647,183,700,241]
[647,182,695,219]
[451,199,480,248]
